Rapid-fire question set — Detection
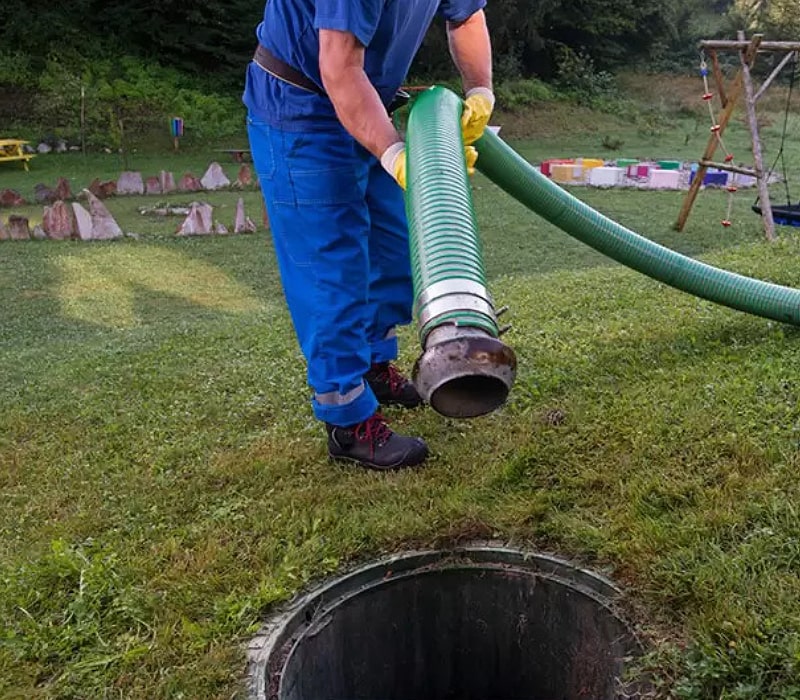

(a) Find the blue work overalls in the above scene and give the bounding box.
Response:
[247,104,413,427]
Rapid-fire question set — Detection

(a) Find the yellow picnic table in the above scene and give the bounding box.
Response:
[0,139,35,171]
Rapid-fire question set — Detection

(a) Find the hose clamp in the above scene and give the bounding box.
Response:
[414,279,493,317]
[417,294,497,330]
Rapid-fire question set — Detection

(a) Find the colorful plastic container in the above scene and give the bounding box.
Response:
[649,169,681,189]
[540,159,574,177]
[550,164,577,184]
[588,166,625,187]
[689,165,729,187]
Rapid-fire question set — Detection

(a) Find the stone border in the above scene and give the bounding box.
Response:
[0,162,257,209]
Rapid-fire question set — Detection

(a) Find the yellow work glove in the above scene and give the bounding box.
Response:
[464,145,478,176]
[381,142,480,191]
[461,87,495,146]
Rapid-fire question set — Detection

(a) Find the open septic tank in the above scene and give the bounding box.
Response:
[247,546,646,700]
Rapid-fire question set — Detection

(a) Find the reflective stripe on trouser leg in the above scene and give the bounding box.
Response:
[364,158,414,364]
[247,117,378,426]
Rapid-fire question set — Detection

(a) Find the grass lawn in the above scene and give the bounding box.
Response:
[3,80,800,698]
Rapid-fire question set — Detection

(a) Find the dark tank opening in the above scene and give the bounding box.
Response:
[251,549,644,700]
[429,374,509,418]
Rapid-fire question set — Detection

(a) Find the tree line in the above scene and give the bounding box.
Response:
[2,0,798,147]
[7,0,796,90]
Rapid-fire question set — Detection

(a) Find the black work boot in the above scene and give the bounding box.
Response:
[326,413,428,470]
[364,362,423,408]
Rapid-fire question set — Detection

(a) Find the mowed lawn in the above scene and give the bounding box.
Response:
[4,95,800,698]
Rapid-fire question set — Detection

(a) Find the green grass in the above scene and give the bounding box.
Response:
[4,79,800,698]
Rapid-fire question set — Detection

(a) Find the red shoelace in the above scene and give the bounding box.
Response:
[354,413,393,451]
[374,363,407,395]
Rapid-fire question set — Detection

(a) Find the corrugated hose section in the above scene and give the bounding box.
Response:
[474,125,800,326]
[405,87,499,343]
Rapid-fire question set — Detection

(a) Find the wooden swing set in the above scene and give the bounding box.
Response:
[676,32,800,242]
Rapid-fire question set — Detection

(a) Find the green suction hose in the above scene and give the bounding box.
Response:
[474,127,800,326]
[404,87,516,418]
[405,87,498,343]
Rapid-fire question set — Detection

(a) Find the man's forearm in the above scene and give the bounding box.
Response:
[447,10,492,93]
[321,66,401,159]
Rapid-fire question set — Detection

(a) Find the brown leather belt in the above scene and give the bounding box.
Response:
[253,44,324,96]
[253,43,410,115]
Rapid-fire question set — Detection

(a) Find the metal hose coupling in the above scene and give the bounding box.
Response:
[413,283,516,419]
[405,86,516,418]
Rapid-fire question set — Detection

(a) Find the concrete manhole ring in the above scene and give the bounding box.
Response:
[246,545,646,700]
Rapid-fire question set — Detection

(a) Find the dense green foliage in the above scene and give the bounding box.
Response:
[16,55,242,146]
[730,0,800,37]
[0,0,756,89]
[4,0,799,147]
[4,0,797,95]
[0,0,262,82]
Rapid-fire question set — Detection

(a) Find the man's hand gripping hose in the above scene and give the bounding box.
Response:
[461,87,494,145]
[381,142,478,190]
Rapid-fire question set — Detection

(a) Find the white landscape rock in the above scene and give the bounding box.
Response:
[145,176,162,195]
[176,202,215,235]
[200,162,231,190]
[117,171,145,195]
[85,190,124,240]
[234,198,257,233]
[160,170,176,194]
[72,202,94,240]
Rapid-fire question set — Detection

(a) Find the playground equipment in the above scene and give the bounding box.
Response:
[698,51,739,227]
[677,33,800,240]
[752,51,800,227]
[403,87,800,420]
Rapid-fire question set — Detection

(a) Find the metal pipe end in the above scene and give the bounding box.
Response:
[413,327,517,419]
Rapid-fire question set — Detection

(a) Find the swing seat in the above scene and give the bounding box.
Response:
[752,204,800,227]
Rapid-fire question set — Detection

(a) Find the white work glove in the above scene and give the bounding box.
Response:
[381,142,407,189]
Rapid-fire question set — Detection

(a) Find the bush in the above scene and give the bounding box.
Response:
[554,46,618,106]
[172,90,244,141]
[0,51,35,86]
[14,55,244,151]
[495,78,556,111]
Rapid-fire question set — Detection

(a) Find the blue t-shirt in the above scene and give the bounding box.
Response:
[244,0,486,130]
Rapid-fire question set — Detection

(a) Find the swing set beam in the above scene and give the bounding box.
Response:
[701,40,800,52]
[738,32,776,241]
[699,159,758,178]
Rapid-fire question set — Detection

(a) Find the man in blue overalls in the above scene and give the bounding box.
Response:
[244,0,494,471]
